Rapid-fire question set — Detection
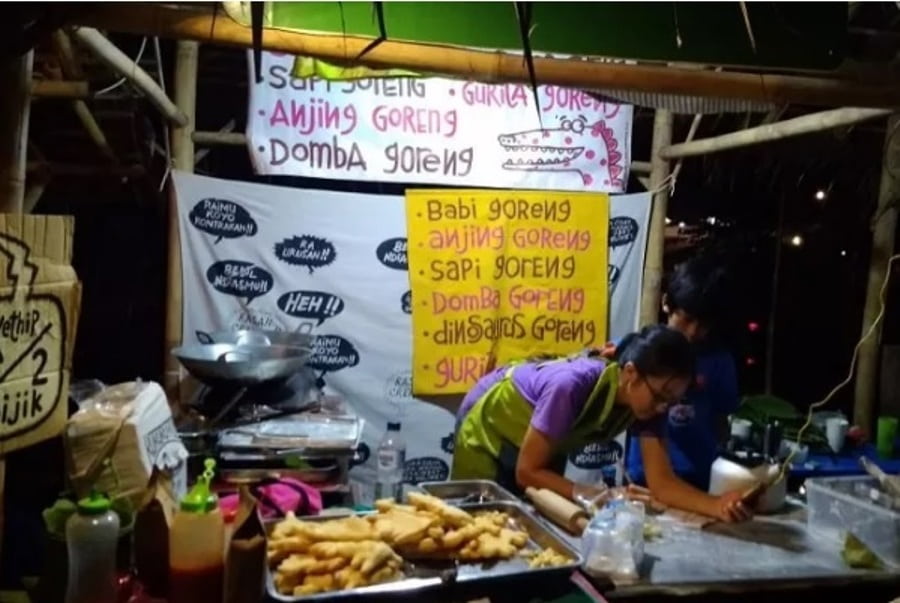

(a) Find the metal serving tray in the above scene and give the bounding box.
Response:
[419,479,519,504]
[266,500,583,601]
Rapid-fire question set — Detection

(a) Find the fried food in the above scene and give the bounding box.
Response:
[407,491,474,527]
[522,547,572,568]
[269,494,536,597]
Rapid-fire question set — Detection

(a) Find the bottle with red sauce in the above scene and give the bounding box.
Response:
[169,459,225,603]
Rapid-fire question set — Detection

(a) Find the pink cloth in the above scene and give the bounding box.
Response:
[219,478,323,519]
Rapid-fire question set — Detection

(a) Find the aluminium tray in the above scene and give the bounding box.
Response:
[419,479,519,504]
[266,500,583,601]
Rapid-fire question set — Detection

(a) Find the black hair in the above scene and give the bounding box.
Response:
[614,325,695,380]
[665,255,734,333]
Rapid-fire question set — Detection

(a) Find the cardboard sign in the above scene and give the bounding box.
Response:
[406,189,609,395]
[0,215,81,455]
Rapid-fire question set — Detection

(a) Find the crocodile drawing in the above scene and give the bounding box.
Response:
[497,116,625,188]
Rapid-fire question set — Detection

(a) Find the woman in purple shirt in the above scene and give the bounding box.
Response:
[452,325,751,523]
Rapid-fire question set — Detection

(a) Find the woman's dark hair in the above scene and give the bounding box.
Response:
[665,255,734,333]
[614,325,695,379]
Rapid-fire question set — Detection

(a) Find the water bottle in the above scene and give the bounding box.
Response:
[65,492,120,603]
[375,422,406,501]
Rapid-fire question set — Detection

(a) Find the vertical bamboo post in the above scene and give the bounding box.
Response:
[0,48,32,567]
[639,109,674,327]
[0,52,33,213]
[165,41,198,405]
[854,114,900,432]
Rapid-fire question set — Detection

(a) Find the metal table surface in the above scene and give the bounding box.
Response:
[549,498,897,599]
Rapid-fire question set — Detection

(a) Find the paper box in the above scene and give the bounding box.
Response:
[66,380,188,505]
[0,214,81,455]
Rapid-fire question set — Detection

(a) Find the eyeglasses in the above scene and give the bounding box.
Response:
[642,377,683,409]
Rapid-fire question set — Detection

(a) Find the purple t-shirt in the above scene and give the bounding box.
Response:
[458,357,663,441]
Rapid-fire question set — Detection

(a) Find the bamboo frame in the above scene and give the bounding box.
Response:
[639,109,673,327]
[165,40,199,406]
[31,79,89,99]
[71,27,189,126]
[661,107,891,159]
[854,114,900,431]
[74,3,900,109]
[52,30,117,162]
[0,53,34,213]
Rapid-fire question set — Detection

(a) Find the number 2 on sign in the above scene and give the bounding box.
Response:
[32,348,48,386]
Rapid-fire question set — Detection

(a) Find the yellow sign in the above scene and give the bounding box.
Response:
[407,189,609,395]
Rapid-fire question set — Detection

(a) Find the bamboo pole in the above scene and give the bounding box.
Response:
[165,41,198,405]
[23,175,50,213]
[854,114,900,432]
[52,30,117,162]
[31,79,89,99]
[0,48,32,568]
[73,3,900,109]
[0,52,34,213]
[660,107,891,159]
[71,27,189,126]
[639,109,673,327]
[193,130,247,146]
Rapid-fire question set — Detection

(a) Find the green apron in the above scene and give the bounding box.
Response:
[451,359,634,492]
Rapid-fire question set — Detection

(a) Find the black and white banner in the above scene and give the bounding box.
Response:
[173,171,650,493]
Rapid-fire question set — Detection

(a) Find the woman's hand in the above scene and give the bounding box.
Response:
[611,484,668,512]
[712,490,753,523]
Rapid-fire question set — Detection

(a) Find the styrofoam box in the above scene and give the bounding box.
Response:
[806,475,900,568]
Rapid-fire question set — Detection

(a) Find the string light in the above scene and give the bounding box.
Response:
[815,190,826,201]
[678,221,686,229]
[790,234,803,247]
[665,217,672,225]
[840,250,847,257]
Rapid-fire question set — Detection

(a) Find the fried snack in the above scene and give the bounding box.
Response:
[407,492,474,527]
[293,573,335,595]
[267,535,312,566]
[523,547,572,568]
[370,508,436,546]
[292,515,376,542]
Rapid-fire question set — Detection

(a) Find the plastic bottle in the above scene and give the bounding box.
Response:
[65,491,120,603]
[169,459,225,603]
[375,422,406,502]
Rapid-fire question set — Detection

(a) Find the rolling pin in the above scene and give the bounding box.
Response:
[525,487,589,535]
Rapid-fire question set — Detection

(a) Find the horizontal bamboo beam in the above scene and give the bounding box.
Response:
[74,3,900,109]
[31,79,89,98]
[71,27,189,126]
[660,107,891,159]
[193,130,246,145]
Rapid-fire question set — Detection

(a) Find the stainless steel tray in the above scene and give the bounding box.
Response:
[419,479,519,504]
[266,500,582,601]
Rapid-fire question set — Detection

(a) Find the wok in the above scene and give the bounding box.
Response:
[196,328,314,350]
[172,343,311,387]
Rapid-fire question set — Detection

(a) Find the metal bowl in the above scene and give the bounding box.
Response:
[172,343,311,387]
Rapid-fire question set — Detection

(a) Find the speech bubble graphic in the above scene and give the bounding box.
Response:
[401,290,412,315]
[609,216,639,247]
[205,260,274,304]
[402,457,450,484]
[0,232,68,447]
[188,198,258,244]
[277,290,345,326]
[440,432,455,455]
[274,235,337,274]
[307,334,360,376]
[568,440,623,470]
[376,237,408,271]
[608,264,621,287]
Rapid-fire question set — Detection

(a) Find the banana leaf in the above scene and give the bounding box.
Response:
[734,395,829,449]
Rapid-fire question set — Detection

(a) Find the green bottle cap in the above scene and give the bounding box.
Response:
[77,491,112,515]
[180,458,219,513]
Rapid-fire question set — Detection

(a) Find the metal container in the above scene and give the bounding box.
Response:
[172,343,311,387]
[419,480,519,504]
[198,328,315,350]
[266,500,582,601]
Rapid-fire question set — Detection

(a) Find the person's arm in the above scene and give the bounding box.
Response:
[641,435,750,522]
[516,425,578,499]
